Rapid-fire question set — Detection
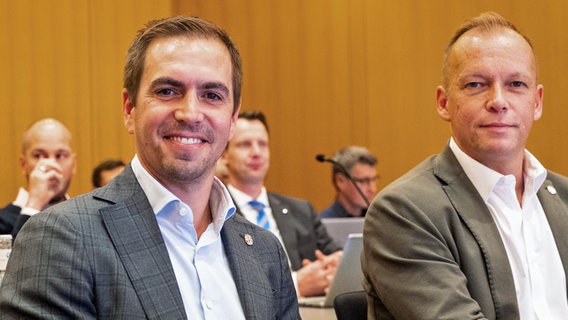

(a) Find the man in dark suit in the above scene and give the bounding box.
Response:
[320,146,378,218]
[221,111,342,298]
[362,12,568,319]
[0,118,76,239]
[0,16,300,319]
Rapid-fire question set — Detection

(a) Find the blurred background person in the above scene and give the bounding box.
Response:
[214,159,230,185]
[0,118,76,238]
[320,146,378,218]
[92,159,125,188]
[222,110,342,297]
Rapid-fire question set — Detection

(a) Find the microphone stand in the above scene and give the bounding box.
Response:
[316,154,371,208]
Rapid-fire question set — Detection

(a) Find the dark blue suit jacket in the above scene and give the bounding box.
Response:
[0,203,31,238]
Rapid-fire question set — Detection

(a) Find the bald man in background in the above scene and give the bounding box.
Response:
[0,118,76,238]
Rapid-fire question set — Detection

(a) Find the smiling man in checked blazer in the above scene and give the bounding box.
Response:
[0,16,299,319]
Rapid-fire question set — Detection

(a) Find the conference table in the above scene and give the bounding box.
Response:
[299,306,337,319]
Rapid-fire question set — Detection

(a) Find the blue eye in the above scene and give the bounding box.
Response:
[511,81,525,87]
[157,88,176,96]
[205,92,222,100]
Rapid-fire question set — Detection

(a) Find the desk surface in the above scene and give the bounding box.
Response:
[299,306,336,320]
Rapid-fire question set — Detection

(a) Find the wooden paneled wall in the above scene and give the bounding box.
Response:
[2,0,568,212]
[0,0,171,204]
[174,1,568,211]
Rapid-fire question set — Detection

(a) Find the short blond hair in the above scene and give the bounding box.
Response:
[441,12,536,88]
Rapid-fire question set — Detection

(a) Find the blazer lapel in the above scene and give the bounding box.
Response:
[434,146,519,317]
[538,178,568,280]
[222,214,274,319]
[98,168,186,319]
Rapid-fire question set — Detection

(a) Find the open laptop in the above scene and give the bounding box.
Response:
[298,233,364,308]
[322,217,365,247]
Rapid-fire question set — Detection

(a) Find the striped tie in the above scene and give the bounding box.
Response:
[249,200,270,230]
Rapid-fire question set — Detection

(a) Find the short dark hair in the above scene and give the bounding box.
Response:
[123,16,242,113]
[238,111,269,134]
[92,159,126,188]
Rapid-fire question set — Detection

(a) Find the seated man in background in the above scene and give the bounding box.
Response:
[320,146,378,218]
[91,159,125,188]
[214,159,230,185]
[222,110,342,297]
[0,118,76,239]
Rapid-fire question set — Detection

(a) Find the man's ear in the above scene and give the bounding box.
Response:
[436,86,451,122]
[122,89,136,134]
[18,154,26,176]
[228,99,241,140]
[533,84,544,121]
[335,172,348,186]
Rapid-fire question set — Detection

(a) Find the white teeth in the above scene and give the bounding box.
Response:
[171,137,204,144]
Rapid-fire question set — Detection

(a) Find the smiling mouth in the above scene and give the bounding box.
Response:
[168,136,206,144]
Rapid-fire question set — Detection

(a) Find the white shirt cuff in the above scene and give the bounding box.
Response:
[20,207,40,216]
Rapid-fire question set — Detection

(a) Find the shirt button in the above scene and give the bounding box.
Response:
[206,300,214,309]
[179,208,187,216]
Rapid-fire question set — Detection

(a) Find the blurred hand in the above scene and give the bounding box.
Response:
[26,159,64,210]
[315,249,343,269]
[296,250,343,297]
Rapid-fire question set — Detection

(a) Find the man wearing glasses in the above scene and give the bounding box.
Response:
[320,146,378,218]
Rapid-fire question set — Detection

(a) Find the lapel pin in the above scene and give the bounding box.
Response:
[244,233,253,246]
[547,185,557,195]
[282,208,288,214]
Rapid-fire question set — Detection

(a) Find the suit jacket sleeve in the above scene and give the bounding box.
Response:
[362,148,519,320]
[0,203,99,319]
[0,204,20,234]
[0,204,30,239]
[0,168,185,319]
[308,200,341,255]
[362,182,490,320]
[268,193,341,270]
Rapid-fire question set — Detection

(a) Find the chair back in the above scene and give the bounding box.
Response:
[333,290,367,320]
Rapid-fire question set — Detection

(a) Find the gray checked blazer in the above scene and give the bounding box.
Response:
[362,144,568,320]
[0,165,300,319]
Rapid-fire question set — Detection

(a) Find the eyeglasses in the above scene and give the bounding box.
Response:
[351,176,379,185]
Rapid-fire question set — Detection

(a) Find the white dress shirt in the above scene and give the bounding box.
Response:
[131,155,245,320]
[450,138,568,320]
[13,188,70,216]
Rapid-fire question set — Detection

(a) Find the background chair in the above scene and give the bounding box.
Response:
[333,290,367,320]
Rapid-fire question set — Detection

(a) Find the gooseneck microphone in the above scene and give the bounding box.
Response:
[315,154,371,207]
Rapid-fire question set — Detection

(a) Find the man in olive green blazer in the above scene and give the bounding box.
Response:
[362,12,568,319]
[362,145,568,319]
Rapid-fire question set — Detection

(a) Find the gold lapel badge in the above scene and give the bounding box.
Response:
[244,233,253,246]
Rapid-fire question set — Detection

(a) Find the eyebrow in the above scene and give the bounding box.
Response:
[149,77,184,90]
[200,81,230,97]
[148,77,230,96]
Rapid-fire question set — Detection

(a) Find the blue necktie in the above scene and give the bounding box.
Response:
[249,200,270,230]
